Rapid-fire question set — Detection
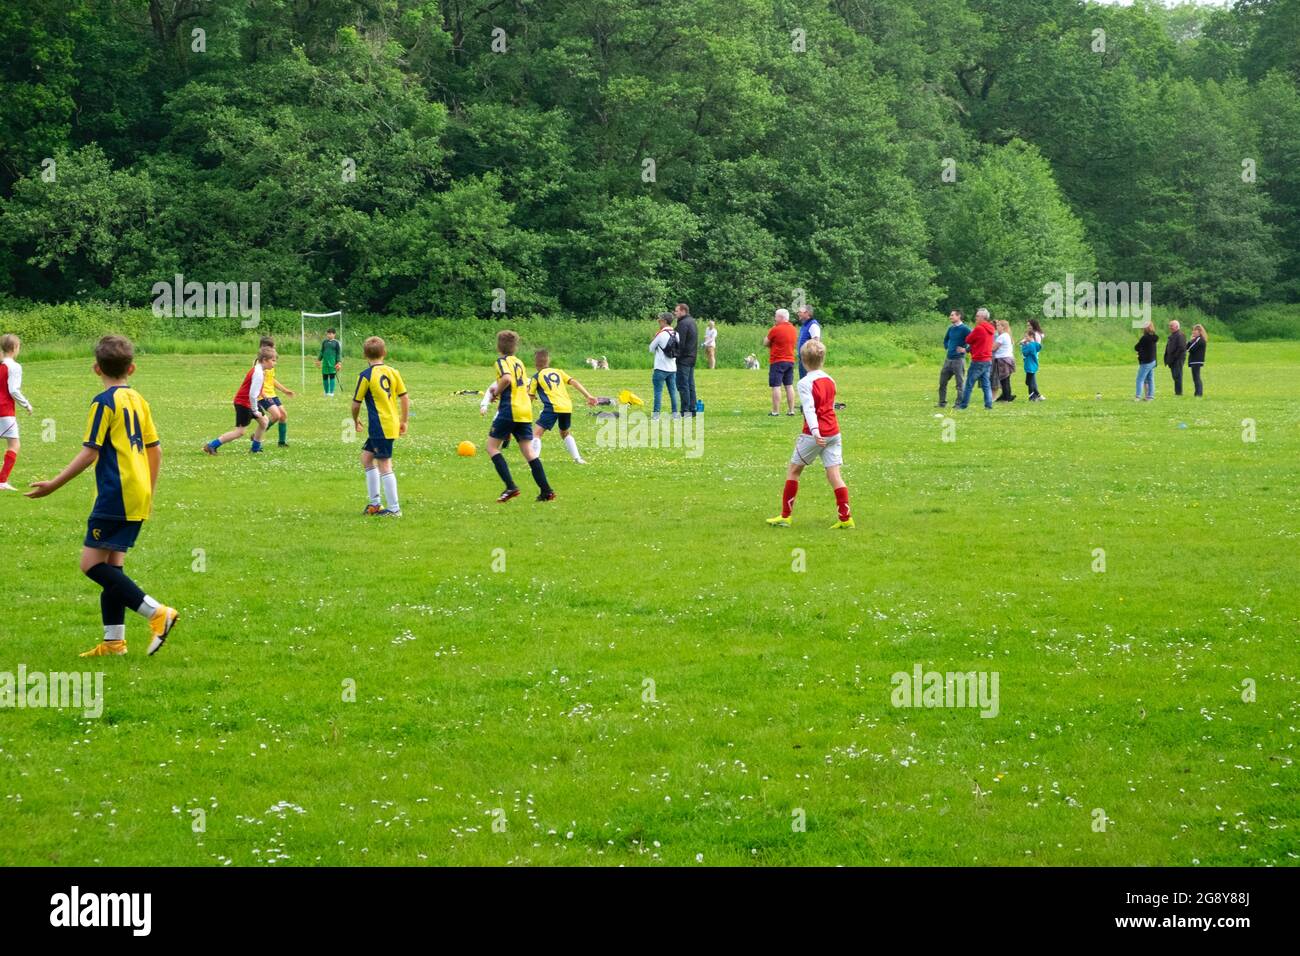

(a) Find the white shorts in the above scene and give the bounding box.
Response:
[0,417,16,441]
[792,432,842,468]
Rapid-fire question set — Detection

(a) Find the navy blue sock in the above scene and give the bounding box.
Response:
[100,589,126,626]
[85,563,146,615]
[491,453,516,490]
[528,457,552,495]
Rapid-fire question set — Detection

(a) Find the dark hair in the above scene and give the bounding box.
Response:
[534,348,550,368]
[1029,318,1043,333]
[95,335,135,378]
[497,330,520,356]
[676,302,689,313]
[951,309,964,321]
[326,327,336,334]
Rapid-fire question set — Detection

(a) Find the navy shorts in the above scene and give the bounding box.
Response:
[234,403,257,427]
[363,436,395,460]
[490,415,533,444]
[769,361,794,387]
[85,517,142,552]
[536,410,571,432]
[257,397,282,411]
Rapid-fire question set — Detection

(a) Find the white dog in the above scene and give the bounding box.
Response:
[744,354,761,370]
[586,356,610,370]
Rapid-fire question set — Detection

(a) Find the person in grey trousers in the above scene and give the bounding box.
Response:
[674,302,699,416]
[938,310,969,407]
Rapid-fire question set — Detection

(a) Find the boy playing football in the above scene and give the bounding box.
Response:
[255,338,295,446]
[316,328,342,397]
[25,335,179,656]
[352,336,408,517]
[479,330,555,502]
[766,340,853,529]
[0,333,35,491]
[527,349,597,464]
[203,347,273,454]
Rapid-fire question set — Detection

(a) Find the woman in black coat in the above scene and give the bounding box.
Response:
[1186,324,1207,397]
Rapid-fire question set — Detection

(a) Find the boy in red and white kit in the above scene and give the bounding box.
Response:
[0,334,36,491]
[202,347,273,454]
[766,340,853,529]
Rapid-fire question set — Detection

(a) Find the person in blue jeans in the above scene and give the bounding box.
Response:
[1134,323,1158,401]
[649,312,679,418]
[955,309,996,410]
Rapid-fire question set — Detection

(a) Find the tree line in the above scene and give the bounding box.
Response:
[1,0,1297,323]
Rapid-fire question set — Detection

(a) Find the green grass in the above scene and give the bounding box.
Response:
[1,346,1297,866]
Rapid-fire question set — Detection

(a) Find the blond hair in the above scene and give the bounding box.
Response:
[0,334,18,356]
[800,339,826,371]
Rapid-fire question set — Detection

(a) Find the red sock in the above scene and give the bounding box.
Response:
[834,485,850,521]
[0,450,15,483]
[781,479,799,518]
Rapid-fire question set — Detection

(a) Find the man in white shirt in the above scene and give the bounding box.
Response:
[648,312,679,420]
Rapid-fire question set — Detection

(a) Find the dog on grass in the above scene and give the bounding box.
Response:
[586,356,610,370]
[744,354,761,370]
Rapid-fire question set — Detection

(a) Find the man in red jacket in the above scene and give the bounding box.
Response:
[955,309,996,410]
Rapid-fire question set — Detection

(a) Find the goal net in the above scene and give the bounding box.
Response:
[299,310,344,388]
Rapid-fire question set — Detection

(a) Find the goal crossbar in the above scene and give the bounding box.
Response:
[300,310,344,387]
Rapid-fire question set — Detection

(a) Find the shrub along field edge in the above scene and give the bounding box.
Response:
[2,299,1296,368]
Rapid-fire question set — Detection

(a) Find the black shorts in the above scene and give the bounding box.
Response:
[363,437,395,460]
[85,517,142,552]
[234,403,257,427]
[489,415,533,444]
[769,361,794,387]
[536,410,571,432]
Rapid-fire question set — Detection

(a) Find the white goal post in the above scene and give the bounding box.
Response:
[300,310,344,387]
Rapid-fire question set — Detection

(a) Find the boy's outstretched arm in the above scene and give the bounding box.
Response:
[568,376,598,406]
[25,447,99,499]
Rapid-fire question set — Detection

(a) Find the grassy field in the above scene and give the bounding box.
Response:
[1,343,1297,866]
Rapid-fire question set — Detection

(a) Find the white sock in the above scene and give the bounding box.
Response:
[135,595,159,619]
[532,437,542,456]
[381,471,399,510]
[104,624,126,642]
[564,434,581,461]
[365,467,381,506]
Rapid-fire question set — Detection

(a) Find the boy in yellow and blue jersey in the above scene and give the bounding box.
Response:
[527,349,597,464]
[256,336,296,446]
[479,330,555,503]
[26,335,179,657]
[351,336,408,517]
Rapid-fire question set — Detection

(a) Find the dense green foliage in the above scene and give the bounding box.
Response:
[1,0,1297,320]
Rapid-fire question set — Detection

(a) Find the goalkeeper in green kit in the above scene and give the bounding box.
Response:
[316,328,343,396]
